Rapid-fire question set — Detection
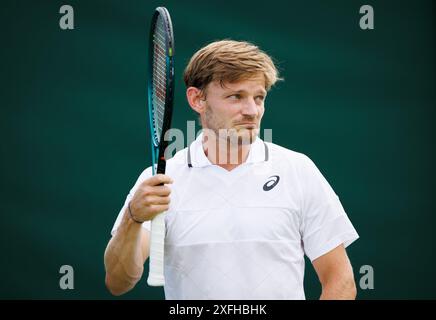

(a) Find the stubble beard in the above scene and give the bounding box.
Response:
[203,103,258,147]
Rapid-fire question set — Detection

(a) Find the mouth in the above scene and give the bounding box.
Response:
[234,123,257,128]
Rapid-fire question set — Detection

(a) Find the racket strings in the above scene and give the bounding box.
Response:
[151,15,168,143]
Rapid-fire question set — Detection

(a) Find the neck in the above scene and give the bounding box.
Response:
[202,132,252,171]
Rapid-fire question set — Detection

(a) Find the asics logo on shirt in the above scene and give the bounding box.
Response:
[263,175,280,191]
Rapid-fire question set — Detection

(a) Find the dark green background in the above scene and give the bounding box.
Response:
[0,0,434,299]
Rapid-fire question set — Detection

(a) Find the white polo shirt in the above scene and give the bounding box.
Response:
[111,133,359,300]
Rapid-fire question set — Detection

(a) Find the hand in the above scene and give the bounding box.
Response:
[129,174,173,223]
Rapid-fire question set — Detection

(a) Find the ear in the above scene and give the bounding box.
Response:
[186,87,206,114]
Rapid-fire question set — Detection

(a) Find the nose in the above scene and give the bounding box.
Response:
[241,97,259,117]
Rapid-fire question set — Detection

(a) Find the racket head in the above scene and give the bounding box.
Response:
[147,7,175,174]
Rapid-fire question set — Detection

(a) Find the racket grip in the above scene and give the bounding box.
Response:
[147,212,166,286]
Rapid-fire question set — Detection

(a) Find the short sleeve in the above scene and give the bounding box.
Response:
[111,167,153,236]
[297,154,359,262]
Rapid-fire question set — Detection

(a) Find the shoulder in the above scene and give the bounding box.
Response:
[264,142,325,183]
[167,147,189,168]
[265,141,313,168]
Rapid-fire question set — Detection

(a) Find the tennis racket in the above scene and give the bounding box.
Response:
[146,6,175,287]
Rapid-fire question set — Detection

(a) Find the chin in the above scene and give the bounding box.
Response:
[236,129,258,145]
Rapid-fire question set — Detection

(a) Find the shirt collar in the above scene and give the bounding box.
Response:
[187,132,269,168]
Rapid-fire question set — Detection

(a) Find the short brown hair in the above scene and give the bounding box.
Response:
[183,40,282,92]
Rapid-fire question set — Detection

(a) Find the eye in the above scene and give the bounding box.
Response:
[228,94,241,100]
[255,95,265,103]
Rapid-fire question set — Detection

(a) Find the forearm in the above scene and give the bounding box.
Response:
[104,209,147,295]
[319,277,357,300]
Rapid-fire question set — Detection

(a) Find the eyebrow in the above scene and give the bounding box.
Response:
[223,89,267,96]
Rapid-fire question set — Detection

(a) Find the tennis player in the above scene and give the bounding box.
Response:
[104,40,359,299]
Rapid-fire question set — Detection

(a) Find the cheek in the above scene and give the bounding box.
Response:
[205,103,232,126]
[258,105,265,118]
[217,104,237,120]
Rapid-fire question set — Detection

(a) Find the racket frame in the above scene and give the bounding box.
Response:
[146,6,175,287]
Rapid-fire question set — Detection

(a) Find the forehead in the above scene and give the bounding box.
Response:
[208,76,266,94]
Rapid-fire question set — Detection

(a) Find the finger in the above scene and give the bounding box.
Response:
[146,174,173,186]
[144,195,170,206]
[148,204,170,216]
[143,185,171,196]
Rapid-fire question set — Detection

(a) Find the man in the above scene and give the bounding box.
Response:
[104,40,359,299]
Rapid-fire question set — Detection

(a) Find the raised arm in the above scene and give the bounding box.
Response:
[104,174,172,296]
